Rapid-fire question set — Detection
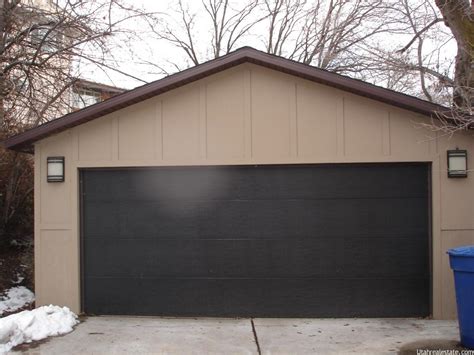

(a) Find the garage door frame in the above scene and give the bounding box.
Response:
[78,162,433,317]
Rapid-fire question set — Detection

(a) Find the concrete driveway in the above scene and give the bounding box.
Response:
[11,317,461,354]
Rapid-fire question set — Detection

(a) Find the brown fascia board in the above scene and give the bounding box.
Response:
[4,47,449,153]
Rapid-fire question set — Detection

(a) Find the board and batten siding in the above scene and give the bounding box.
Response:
[34,63,474,319]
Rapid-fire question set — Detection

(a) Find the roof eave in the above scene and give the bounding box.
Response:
[3,47,449,153]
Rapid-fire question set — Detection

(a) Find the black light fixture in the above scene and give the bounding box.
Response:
[447,149,468,178]
[47,157,65,182]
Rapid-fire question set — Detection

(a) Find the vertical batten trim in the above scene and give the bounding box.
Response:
[151,101,156,160]
[295,84,300,157]
[433,129,439,155]
[34,144,42,305]
[72,130,79,162]
[160,100,164,160]
[69,149,80,313]
[199,85,207,159]
[336,96,345,156]
[153,100,163,160]
[243,68,252,158]
[289,82,298,157]
[111,116,119,161]
[382,111,391,156]
[70,129,80,311]
[431,157,442,319]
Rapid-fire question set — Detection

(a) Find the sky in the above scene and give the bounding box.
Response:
[77,0,213,89]
[76,0,457,93]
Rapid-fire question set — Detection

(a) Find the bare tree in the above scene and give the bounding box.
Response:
[262,0,391,75]
[263,0,307,56]
[397,0,447,102]
[435,0,473,110]
[433,0,474,130]
[152,0,395,78]
[148,0,262,70]
[0,0,153,130]
[149,0,463,112]
[378,0,473,132]
[203,0,261,58]
[361,0,454,106]
[0,0,155,245]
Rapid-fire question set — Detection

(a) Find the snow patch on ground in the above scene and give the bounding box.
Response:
[11,274,24,285]
[0,305,78,353]
[0,287,34,316]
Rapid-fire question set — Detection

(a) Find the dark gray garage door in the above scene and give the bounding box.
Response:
[81,164,430,317]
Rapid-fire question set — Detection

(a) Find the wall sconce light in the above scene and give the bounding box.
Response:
[447,149,468,178]
[47,157,65,182]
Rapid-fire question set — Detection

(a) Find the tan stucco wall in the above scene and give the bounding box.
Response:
[34,64,474,319]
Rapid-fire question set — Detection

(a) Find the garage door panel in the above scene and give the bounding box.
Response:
[245,165,428,201]
[85,238,342,278]
[85,235,428,279]
[82,172,125,201]
[85,277,429,317]
[366,237,430,275]
[82,164,430,317]
[83,201,121,237]
[85,198,428,239]
[83,165,428,202]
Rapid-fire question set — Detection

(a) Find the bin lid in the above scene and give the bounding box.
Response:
[447,245,474,257]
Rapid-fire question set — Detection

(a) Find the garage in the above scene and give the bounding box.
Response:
[5,47,473,319]
[81,164,430,317]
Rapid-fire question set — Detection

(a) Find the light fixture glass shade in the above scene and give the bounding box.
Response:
[447,150,468,178]
[47,157,65,182]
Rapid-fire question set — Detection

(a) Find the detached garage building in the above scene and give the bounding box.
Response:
[5,47,474,319]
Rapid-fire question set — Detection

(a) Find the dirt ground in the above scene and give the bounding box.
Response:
[0,244,34,314]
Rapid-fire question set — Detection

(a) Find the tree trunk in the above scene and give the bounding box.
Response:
[435,0,474,114]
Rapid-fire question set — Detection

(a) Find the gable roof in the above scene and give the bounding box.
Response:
[4,46,449,152]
